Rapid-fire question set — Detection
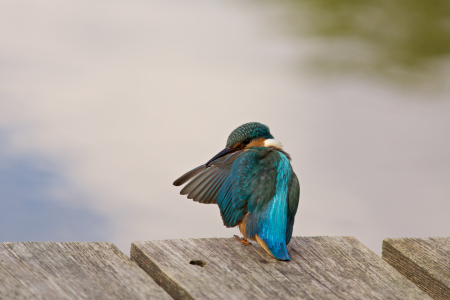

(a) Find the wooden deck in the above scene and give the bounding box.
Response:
[0,242,171,300]
[1,237,449,299]
[383,237,450,300]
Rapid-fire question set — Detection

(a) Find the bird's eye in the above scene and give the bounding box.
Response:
[243,138,251,145]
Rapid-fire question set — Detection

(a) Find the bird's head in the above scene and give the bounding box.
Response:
[206,122,283,166]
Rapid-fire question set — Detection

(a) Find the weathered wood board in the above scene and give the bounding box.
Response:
[0,241,172,300]
[383,237,450,300]
[131,236,432,300]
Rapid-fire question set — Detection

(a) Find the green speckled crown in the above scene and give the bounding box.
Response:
[226,122,274,147]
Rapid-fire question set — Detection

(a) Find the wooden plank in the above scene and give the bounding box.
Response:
[132,237,432,300]
[0,242,173,300]
[223,237,336,300]
[382,237,450,300]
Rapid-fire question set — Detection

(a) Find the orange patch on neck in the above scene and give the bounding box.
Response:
[246,137,265,148]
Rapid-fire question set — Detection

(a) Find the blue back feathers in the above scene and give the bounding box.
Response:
[255,153,291,260]
[216,148,296,261]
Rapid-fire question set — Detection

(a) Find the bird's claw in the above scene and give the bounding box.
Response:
[234,235,252,245]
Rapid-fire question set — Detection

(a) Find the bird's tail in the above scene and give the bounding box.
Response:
[255,235,291,261]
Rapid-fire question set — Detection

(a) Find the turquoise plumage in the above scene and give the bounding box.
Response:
[173,122,300,261]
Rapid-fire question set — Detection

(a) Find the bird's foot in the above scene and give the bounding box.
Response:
[234,235,252,245]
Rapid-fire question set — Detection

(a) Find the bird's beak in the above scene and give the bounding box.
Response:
[205,147,236,167]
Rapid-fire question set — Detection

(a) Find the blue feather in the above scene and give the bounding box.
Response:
[256,153,291,260]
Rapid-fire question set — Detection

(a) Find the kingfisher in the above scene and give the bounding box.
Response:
[173,122,300,261]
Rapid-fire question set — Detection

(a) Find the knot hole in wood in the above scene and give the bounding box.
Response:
[189,260,207,267]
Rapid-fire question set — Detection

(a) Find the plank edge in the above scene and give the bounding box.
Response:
[382,238,450,300]
[131,242,194,300]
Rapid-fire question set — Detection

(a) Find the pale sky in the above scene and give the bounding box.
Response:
[1,0,449,255]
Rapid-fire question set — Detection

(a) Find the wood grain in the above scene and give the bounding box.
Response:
[132,236,432,300]
[0,241,172,300]
[383,237,450,300]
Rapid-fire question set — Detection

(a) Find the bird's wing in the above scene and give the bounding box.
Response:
[173,165,206,186]
[173,151,241,204]
[286,172,300,244]
[218,148,278,228]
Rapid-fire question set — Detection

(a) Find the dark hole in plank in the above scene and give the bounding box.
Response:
[190,260,207,267]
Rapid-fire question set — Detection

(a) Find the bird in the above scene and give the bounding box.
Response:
[173,122,300,261]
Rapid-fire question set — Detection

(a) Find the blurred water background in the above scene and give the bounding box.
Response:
[1,0,449,255]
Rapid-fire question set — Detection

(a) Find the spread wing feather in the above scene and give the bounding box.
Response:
[173,152,241,204]
[173,165,206,186]
[196,170,227,204]
[205,171,229,204]
[181,168,212,195]
[187,168,220,199]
